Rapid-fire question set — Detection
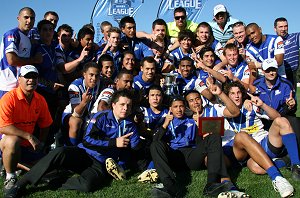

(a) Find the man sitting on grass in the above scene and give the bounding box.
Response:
[4,90,143,198]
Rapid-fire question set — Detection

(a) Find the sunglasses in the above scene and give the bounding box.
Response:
[20,73,39,79]
[175,16,186,20]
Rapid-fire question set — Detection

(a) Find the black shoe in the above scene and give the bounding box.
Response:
[151,187,174,198]
[291,164,300,181]
[4,185,23,198]
[203,182,234,197]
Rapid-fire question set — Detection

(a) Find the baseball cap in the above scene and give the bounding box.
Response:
[262,58,278,70]
[213,4,227,16]
[20,65,39,77]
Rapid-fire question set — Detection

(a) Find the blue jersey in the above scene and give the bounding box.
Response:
[0,27,31,92]
[282,33,300,72]
[164,116,197,150]
[78,110,140,163]
[32,42,58,93]
[254,76,295,114]
[202,103,226,118]
[172,71,207,95]
[121,34,154,61]
[62,77,101,121]
[168,47,192,68]
[246,34,285,76]
[141,107,168,130]
[133,71,154,92]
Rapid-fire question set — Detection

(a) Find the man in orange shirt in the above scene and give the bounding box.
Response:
[0,65,52,194]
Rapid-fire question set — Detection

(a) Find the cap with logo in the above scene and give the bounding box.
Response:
[262,58,278,70]
[20,65,39,77]
[213,4,227,16]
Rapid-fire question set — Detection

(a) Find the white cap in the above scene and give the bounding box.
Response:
[262,58,278,70]
[20,65,39,76]
[213,4,227,16]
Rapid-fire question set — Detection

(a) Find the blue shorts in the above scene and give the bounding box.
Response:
[259,136,287,159]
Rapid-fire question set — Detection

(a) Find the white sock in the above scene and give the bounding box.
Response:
[6,172,16,180]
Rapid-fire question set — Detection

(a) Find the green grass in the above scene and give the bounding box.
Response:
[1,90,300,198]
[1,168,299,198]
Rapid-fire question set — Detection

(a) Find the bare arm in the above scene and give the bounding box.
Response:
[6,52,43,66]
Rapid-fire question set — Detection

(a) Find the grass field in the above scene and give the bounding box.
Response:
[1,91,300,198]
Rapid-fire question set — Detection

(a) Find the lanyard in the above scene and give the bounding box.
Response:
[170,120,176,139]
[41,45,55,70]
[231,106,244,133]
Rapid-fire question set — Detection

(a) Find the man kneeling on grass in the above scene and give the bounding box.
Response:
[4,90,143,198]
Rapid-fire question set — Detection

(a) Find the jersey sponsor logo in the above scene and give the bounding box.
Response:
[275,90,281,95]
[277,41,284,49]
[7,35,14,42]
[198,81,205,87]
[69,91,80,98]
[185,122,194,128]
[105,124,116,128]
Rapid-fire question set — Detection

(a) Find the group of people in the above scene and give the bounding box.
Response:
[0,3,300,198]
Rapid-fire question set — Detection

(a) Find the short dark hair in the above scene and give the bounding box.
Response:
[83,62,99,73]
[37,20,54,33]
[148,84,164,96]
[178,29,195,43]
[77,27,94,41]
[199,46,215,59]
[274,17,288,27]
[111,89,133,105]
[98,54,114,69]
[82,24,95,33]
[152,18,167,30]
[119,16,136,29]
[19,7,35,16]
[100,21,112,31]
[245,23,259,31]
[140,56,156,67]
[116,68,133,79]
[57,24,74,36]
[44,11,59,19]
[223,81,247,102]
[179,56,194,66]
[169,95,185,107]
[174,7,186,16]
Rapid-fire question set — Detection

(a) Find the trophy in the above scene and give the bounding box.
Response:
[162,73,179,96]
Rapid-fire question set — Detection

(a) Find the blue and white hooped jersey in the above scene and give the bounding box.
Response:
[171,71,207,95]
[140,107,168,130]
[0,28,31,91]
[202,103,225,118]
[167,47,192,68]
[63,77,101,117]
[225,61,250,82]
[245,34,285,77]
[225,105,269,144]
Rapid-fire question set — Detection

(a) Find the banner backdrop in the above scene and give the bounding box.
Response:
[157,0,207,24]
[91,0,144,42]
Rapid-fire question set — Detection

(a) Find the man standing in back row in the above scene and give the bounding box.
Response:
[0,7,43,98]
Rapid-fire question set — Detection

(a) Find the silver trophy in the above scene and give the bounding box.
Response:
[162,73,178,96]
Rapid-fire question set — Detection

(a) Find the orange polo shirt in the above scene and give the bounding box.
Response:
[0,87,53,147]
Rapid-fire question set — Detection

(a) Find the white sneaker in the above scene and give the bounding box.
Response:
[105,158,126,180]
[137,169,158,183]
[272,176,294,198]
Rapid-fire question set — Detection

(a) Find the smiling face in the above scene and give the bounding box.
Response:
[179,37,192,51]
[224,48,239,67]
[108,32,120,47]
[179,59,193,78]
[122,53,135,71]
[275,21,288,37]
[202,51,215,68]
[246,25,262,45]
[18,72,38,94]
[263,67,278,81]
[174,11,187,29]
[197,26,211,43]
[101,60,114,79]
[83,67,100,88]
[112,96,132,120]
[233,25,247,44]
[141,61,155,82]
